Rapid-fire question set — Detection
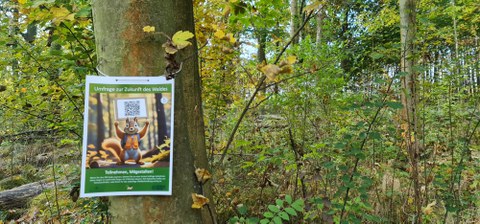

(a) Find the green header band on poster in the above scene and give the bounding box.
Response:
[90,83,172,93]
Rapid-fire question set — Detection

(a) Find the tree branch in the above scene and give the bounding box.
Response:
[218,11,316,164]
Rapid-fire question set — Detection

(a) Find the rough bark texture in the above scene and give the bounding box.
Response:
[92,0,213,223]
[399,0,422,222]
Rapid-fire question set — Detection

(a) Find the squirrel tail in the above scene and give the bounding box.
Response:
[102,138,122,162]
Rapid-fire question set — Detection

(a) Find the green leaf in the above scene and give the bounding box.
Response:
[291,199,304,212]
[275,199,284,208]
[370,132,382,140]
[279,211,290,221]
[386,101,403,109]
[247,217,260,224]
[260,219,270,224]
[370,52,384,60]
[75,6,92,17]
[284,207,297,216]
[272,216,283,224]
[172,30,194,49]
[264,211,274,218]
[285,195,292,204]
[237,204,247,215]
[268,205,280,213]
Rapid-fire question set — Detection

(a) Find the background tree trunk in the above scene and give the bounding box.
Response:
[399,0,422,222]
[95,93,105,149]
[154,93,168,146]
[290,0,298,44]
[315,6,324,45]
[92,0,214,223]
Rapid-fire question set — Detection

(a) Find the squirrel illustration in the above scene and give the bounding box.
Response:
[102,117,150,165]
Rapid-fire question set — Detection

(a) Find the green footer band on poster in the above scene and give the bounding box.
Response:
[85,167,170,193]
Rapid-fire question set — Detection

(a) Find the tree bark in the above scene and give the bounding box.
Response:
[290,0,298,44]
[0,180,65,210]
[399,0,422,222]
[92,1,214,223]
[315,6,324,45]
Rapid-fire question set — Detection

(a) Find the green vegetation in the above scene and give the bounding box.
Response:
[0,0,478,223]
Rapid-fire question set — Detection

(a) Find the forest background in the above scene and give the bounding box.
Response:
[0,0,479,223]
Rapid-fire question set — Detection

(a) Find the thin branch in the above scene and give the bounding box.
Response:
[258,72,308,91]
[339,75,396,221]
[218,11,316,164]
[0,104,82,139]
[60,22,97,75]
[16,41,83,118]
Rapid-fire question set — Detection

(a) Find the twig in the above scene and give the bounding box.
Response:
[218,11,316,164]
[60,22,97,75]
[0,104,82,138]
[339,75,395,221]
[16,41,83,118]
[51,139,62,223]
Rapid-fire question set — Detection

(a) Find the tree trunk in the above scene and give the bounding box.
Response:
[290,0,298,44]
[92,1,214,223]
[315,6,324,45]
[399,0,422,222]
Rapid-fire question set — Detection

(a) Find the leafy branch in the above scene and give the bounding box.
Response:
[16,40,83,119]
[218,10,316,164]
[339,74,396,221]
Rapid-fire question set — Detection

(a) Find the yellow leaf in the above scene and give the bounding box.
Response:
[230,37,236,44]
[279,56,296,67]
[423,201,436,215]
[260,64,281,82]
[407,197,414,204]
[162,42,178,54]
[303,2,322,13]
[214,29,226,39]
[50,7,74,24]
[18,0,27,4]
[191,193,209,209]
[172,30,194,49]
[51,7,70,18]
[286,55,297,65]
[195,168,212,183]
[225,33,236,44]
[30,10,50,22]
[65,13,75,21]
[143,25,155,33]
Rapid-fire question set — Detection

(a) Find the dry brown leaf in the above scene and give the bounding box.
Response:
[195,168,212,183]
[261,64,281,81]
[191,193,209,209]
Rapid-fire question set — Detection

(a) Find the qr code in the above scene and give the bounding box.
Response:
[124,100,141,117]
